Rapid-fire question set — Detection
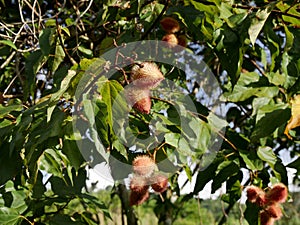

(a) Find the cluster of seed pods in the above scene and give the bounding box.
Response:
[160,17,187,48]
[246,183,288,225]
[129,155,168,206]
[126,62,164,114]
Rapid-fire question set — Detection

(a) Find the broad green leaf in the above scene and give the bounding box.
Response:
[240,151,263,171]
[99,80,123,130]
[226,12,248,28]
[25,50,43,99]
[0,207,20,225]
[0,105,23,119]
[62,138,85,171]
[257,146,277,167]
[194,156,223,194]
[248,6,271,46]
[244,201,259,225]
[251,108,290,140]
[212,161,239,193]
[0,40,17,50]
[39,28,55,56]
[165,132,180,148]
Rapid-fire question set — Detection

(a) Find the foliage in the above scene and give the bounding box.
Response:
[0,0,300,224]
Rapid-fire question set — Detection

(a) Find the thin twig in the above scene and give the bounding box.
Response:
[0,51,16,69]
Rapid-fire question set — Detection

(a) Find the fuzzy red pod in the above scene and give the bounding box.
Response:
[150,172,168,193]
[162,33,178,48]
[125,87,151,114]
[132,155,156,177]
[160,17,180,33]
[129,189,150,206]
[177,35,187,48]
[130,175,149,193]
[266,183,288,204]
[265,204,283,220]
[246,186,267,207]
[130,62,164,89]
[260,211,275,225]
[247,186,262,203]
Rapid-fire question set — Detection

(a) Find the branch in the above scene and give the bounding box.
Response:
[140,0,170,40]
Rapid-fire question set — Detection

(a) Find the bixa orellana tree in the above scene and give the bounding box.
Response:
[0,0,300,224]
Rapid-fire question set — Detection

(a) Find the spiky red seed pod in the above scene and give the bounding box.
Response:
[246,186,266,206]
[247,186,262,203]
[130,189,150,206]
[260,211,274,225]
[266,183,288,204]
[177,35,187,48]
[125,88,151,114]
[130,176,149,193]
[256,193,267,207]
[160,17,180,33]
[265,204,283,220]
[162,34,178,48]
[132,155,156,177]
[150,173,168,193]
[130,62,164,89]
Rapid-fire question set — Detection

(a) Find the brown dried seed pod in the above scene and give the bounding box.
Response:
[130,62,164,89]
[125,88,151,114]
[162,34,178,48]
[130,189,150,206]
[266,183,288,204]
[160,17,180,33]
[132,155,156,177]
[265,204,283,220]
[150,173,168,193]
[130,176,149,193]
[260,210,274,225]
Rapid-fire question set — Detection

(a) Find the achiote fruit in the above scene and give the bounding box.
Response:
[246,186,267,207]
[125,87,151,114]
[130,62,164,89]
[130,175,149,193]
[266,183,288,204]
[162,34,178,48]
[150,172,168,193]
[132,155,156,177]
[160,17,180,33]
[130,189,150,206]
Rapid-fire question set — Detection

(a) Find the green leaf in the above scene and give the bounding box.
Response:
[257,146,277,167]
[99,80,123,131]
[212,161,239,193]
[39,28,54,56]
[248,6,271,46]
[284,25,294,52]
[251,108,290,140]
[52,41,65,73]
[194,156,223,194]
[25,50,43,99]
[244,201,260,225]
[165,133,180,148]
[0,40,17,50]
[0,207,20,225]
[78,46,93,56]
[240,150,263,171]
[0,105,23,119]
